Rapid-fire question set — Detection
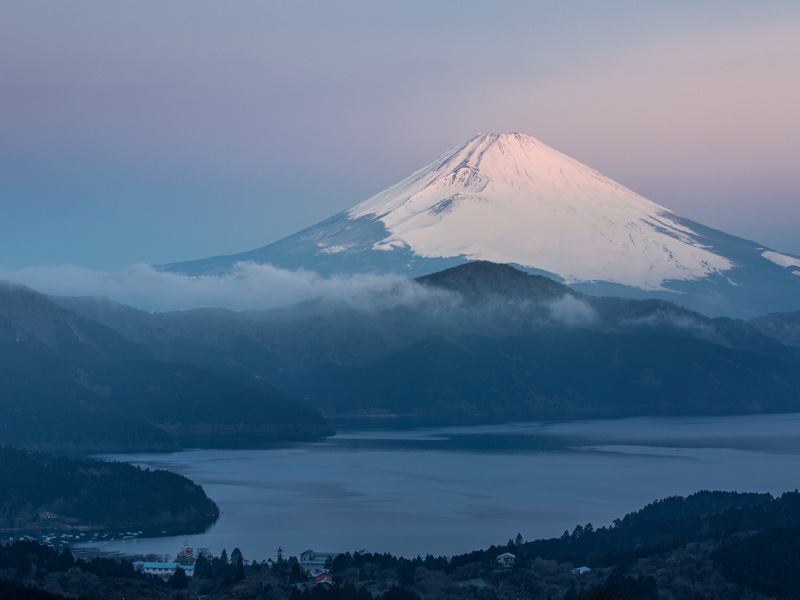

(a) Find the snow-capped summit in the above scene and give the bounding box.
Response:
[347,132,731,290]
[163,133,800,318]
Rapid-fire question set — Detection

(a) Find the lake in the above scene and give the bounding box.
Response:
[77,413,800,562]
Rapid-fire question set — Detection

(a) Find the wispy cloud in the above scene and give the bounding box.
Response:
[620,310,713,336]
[547,295,598,327]
[0,262,406,312]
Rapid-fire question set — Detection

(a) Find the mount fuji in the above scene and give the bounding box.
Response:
[164,133,800,318]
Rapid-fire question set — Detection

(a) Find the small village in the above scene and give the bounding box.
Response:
[8,529,145,553]
[118,540,602,600]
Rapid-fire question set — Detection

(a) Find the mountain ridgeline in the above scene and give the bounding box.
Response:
[39,261,800,432]
[162,132,800,319]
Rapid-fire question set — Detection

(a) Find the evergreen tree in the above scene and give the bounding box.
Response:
[168,566,188,589]
[193,553,210,579]
[235,555,246,582]
[57,548,74,571]
[231,547,243,565]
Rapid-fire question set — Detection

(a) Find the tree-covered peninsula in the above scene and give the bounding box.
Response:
[0,446,219,532]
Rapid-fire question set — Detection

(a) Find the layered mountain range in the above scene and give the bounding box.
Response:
[39,262,800,432]
[164,133,800,319]
[5,134,800,451]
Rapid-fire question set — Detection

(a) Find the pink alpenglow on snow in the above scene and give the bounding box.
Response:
[348,133,733,291]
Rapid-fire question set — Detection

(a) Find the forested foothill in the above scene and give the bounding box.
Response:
[0,282,333,455]
[2,490,800,599]
[0,446,219,532]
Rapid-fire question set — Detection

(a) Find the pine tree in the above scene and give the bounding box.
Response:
[235,555,246,582]
[57,548,74,571]
[168,565,188,589]
[193,553,210,579]
[231,547,243,565]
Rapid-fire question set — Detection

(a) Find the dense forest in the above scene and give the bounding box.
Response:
[2,489,800,599]
[0,446,219,531]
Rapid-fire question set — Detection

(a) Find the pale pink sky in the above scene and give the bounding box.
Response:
[1,1,798,270]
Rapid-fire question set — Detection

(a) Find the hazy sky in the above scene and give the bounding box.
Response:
[2,1,799,273]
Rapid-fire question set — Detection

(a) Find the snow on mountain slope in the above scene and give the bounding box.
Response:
[345,133,732,290]
[162,132,800,318]
[762,250,800,270]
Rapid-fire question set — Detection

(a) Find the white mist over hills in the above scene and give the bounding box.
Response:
[165,132,800,318]
[0,263,403,313]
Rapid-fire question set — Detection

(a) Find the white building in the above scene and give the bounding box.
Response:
[571,566,592,575]
[139,562,194,579]
[497,552,515,568]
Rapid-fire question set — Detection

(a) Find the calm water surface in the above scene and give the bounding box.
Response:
[79,414,800,561]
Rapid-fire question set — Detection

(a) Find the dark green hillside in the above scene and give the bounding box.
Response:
[0,343,178,454]
[416,261,571,303]
[514,490,778,566]
[713,526,800,597]
[0,446,218,531]
[0,282,332,454]
[88,360,332,441]
[308,330,800,420]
